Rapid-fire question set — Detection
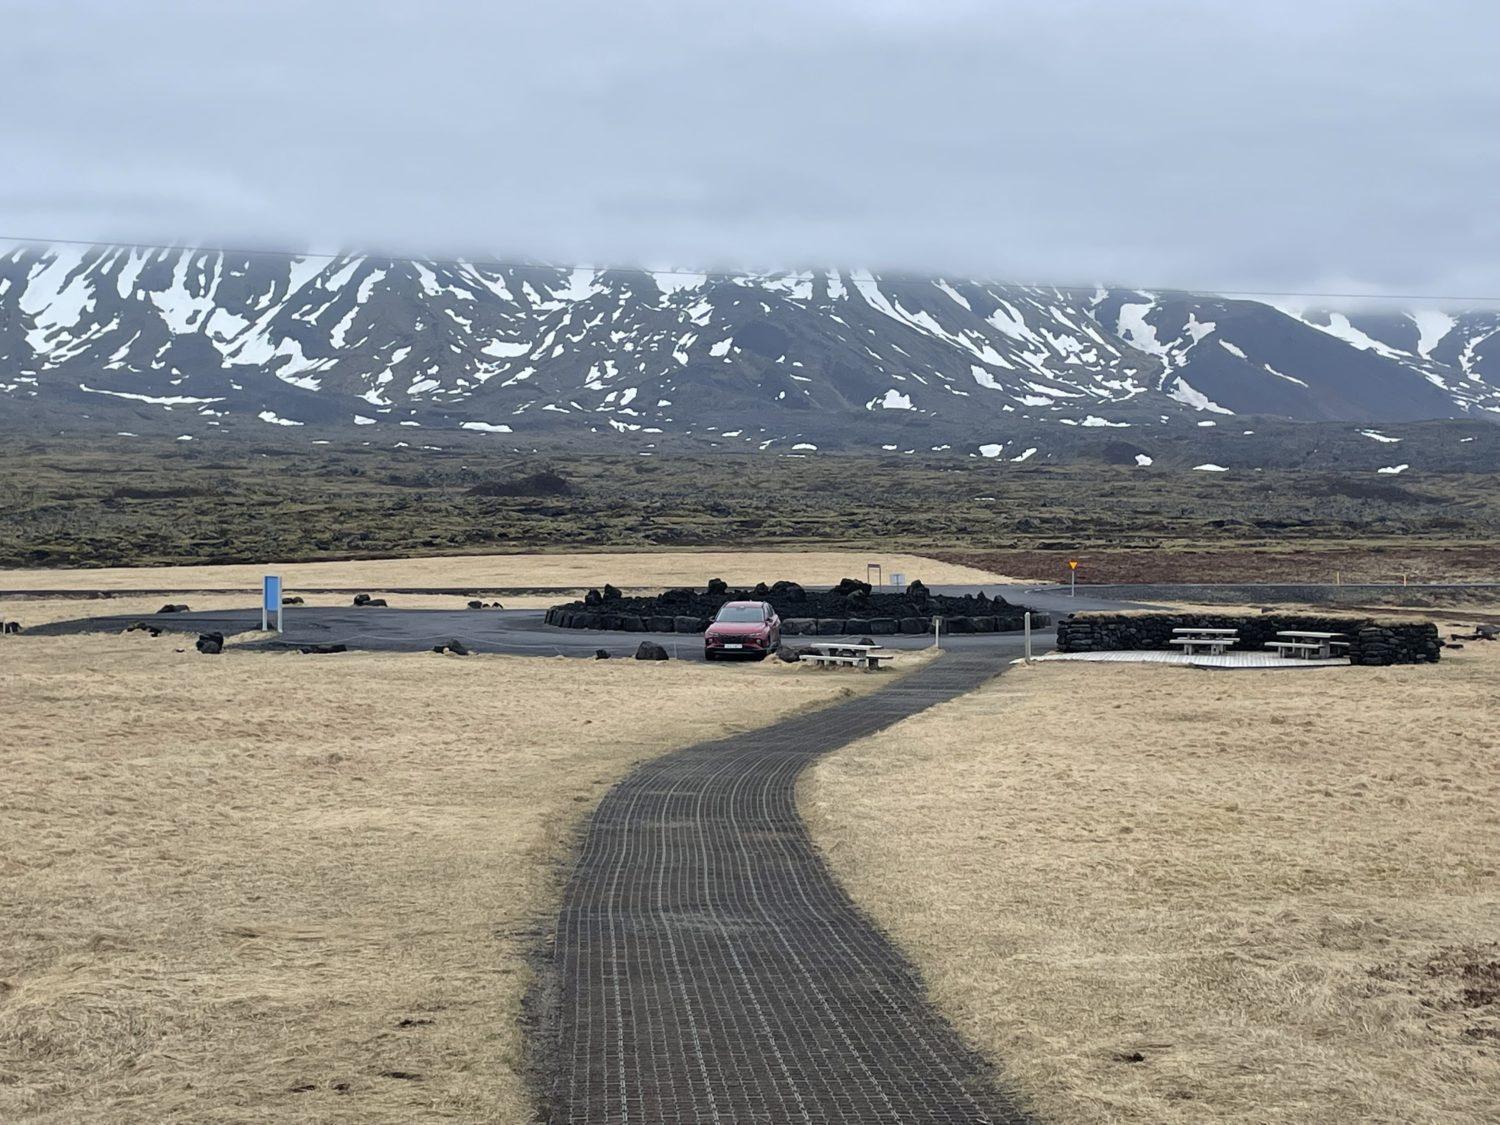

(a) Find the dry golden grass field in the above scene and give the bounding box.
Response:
[0,612,896,1123]
[0,549,1004,594]
[804,640,1500,1123]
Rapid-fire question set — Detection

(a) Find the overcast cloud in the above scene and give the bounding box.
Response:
[2,0,1497,295]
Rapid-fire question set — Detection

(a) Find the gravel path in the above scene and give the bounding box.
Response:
[541,648,1033,1124]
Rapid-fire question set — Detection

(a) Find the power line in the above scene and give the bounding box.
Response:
[2,233,1498,304]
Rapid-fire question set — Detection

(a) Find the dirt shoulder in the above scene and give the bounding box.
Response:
[0,624,892,1122]
[933,544,1500,585]
[0,549,1005,594]
[802,637,1500,1123]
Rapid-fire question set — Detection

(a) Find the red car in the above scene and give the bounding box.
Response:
[704,600,781,660]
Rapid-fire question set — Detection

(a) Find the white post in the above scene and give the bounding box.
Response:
[261,603,268,632]
[933,615,942,651]
[1070,569,1076,597]
[1024,611,1032,663]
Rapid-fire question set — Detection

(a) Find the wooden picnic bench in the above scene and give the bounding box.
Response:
[800,642,897,670]
[1169,627,1239,656]
[1266,630,1348,660]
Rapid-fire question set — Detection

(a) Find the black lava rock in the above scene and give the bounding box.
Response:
[281,596,304,606]
[352,593,371,606]
[634,641,670,661]
[195,632,224,654]
[603,583,622,601]
[158,603,189,614]
[706,578,728,595]
[594,648,611,659]
[300,643,348,655]
[583,588,603,607]
[467,600,484,609]
[776,646,801,663]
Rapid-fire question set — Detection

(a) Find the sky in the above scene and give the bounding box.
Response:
[2,0,1497,297]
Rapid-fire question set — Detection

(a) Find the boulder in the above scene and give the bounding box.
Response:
[300,643,348,655]
[899,617,928,634]
[706,577,729,595]
[446,639,470,656]
[594,648,611,659]
[603,583,623,601]
[159,603,190,614]
[352,593,372,606]
[845,618,871,634]
[362,598,388,607]
[817,619,845,636]
[467,600,484,609]
[752,581,770,597]
[857,636,876,647]
[970,616,998,633]
[782,618,816,636]
[834,577,872,596]
[281,596,304,606]
[583,588,603,607]
[943,616,974,634]
[620,615,645,632]
[776,646,801,663]
[634,641,670,661]
[770,580,806,602]
[868,617,897,635]
[906,579,930,605]
[647,616,676,633]
[194,632,224,655]
[674,615,708,634]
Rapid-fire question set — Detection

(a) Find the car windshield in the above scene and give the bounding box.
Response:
[715,606,766,623]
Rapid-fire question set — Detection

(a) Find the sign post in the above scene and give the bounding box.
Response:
[1024,611,1032,663]
[1068,559,1078,597]
[932,615,942,652]
[262,575,283,633]
[867,562,883,587]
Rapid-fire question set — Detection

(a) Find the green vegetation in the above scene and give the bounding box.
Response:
[2,437,1498,579]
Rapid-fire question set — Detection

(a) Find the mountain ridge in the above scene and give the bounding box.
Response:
[2,244,1497,458]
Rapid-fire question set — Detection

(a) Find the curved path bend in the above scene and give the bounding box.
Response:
[542,647,1033,1124]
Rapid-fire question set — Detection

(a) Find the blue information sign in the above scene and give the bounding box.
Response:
[262,575,283,631]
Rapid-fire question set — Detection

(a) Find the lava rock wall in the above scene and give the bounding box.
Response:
[544,578,1043,635]
[1056,613,1440,665]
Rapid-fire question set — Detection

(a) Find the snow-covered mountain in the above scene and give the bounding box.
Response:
[1,244,1497,451]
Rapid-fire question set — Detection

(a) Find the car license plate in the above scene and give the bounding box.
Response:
[723,643,743,649]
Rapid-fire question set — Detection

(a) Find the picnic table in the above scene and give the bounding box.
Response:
[1266,631,1348,659]
[1169,627,1239,656]
[800,642,897,670]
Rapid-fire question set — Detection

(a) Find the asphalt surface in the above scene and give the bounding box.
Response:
[27,594,1082,662]
[543,647,1032,1124]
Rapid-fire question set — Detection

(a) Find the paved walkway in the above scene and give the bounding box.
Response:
[543,650,1033,1124]
[1038,650,1350,669]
